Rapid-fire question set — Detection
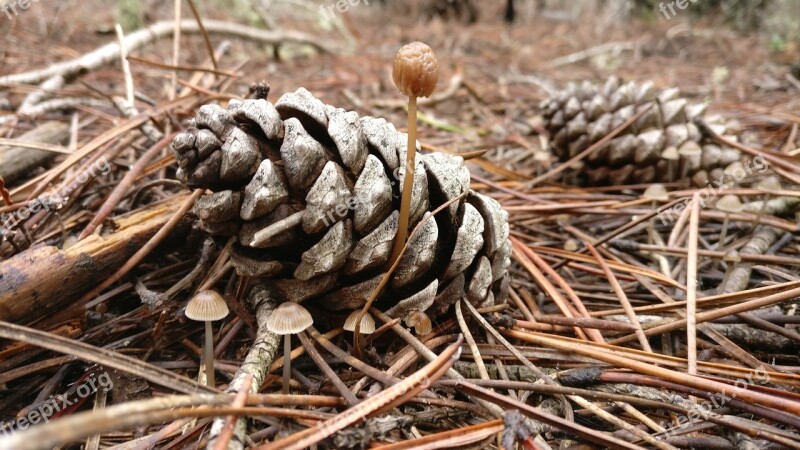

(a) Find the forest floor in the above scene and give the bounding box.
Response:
[1,1,800,449]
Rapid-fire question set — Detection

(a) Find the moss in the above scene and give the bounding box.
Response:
[113,0,144,31]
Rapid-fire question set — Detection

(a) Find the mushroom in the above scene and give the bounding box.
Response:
[723,161,744,180]
[661,146,679,183]
[266,302,314,393]
[677,142,702,188]
[643,184,668,245]
[389,42,439,264]
[753,176,781,230]
[185,290,229,387]
[716,194,743,251]
[344,310,376,334]
[719,249,740,293]
[533,150,550,177]
[405,310,432,336]
[563,238,579,252]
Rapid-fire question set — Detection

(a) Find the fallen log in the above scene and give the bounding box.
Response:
[0,121,69,185]
[0,193,188,324]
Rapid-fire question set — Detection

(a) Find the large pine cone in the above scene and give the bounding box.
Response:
[541,77,742,186]
[172,88,510,319]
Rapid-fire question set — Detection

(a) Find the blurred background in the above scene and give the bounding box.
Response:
[0,0,800,173]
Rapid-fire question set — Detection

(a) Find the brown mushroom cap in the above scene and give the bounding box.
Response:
[717,194,743,213]
[405,311,432,336]
[343,310,376,334]
[643,184,669,202]
[185,290,229,322]
[392,42,439,98]
[267,302,314,335]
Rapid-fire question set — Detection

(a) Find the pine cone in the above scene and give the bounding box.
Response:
[541,77,742,186]
[172,88,510,319]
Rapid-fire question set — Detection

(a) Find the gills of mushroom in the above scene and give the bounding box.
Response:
[185,290,229,387]
[344,310,376,334]
[405,310,432,336]
[266,302,314,394]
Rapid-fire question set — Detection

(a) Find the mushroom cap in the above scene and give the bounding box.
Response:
[343,310,376,334]
[185,290,229,321]
[723,249,741,263]
[662,146,679,161]
[563,239,579,252]
[717,194,743,213]
[643,184,669,202]
[392,42,439,98]
[533,150,550,162]
[405,311,432,336]
[723,161,744,176]
[756,176,781,194]
[678,141,702,157]
[266,302,313,335]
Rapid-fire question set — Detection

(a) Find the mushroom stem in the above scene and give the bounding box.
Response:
[647,200,657,245]
[282,334,291,394]
[719,262,734,293]
[204,320,215,387]
[680,162,690,189]
[717,213,730,251]
[390,95,418,264]
[753,193,770,231]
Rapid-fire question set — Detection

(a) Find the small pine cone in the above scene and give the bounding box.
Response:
[173,88,511,319]
[541,77,742,186]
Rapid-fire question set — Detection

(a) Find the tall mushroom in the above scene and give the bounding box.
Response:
[389,41,439,264]
[185,290,229,387]
[643,183,668,245]
[677,142,702,188]
[754,176,781,230]
[716,194,742,251]
[661,146,679,183]
[266,302,314,394]
[719,249,740,293]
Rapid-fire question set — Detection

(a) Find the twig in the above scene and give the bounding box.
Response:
[686,193,700,377]
[211,375,253,450]
[252,337,464,450]
[0,20,335,87]
[78,133,175,240]
[114,24,135,106]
